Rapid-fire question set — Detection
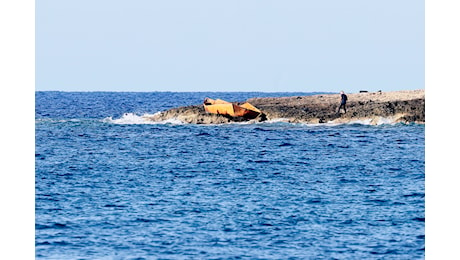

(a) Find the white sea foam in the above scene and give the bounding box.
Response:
[373,117,397,125]
[102,113,404,126]
[157,118,185,125]
[346,119,374,125]
[36,118,84,123]
[103,113,152,124]
[344,116,399,126]
[308,116,402,126]
[103,113,185,125]
[264,118,291,123]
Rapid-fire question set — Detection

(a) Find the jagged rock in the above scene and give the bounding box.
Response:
[143,90,425,125]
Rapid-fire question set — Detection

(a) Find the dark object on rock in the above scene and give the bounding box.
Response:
[360,90,369,93]
[259,113,268,121]
[337,91,348,114]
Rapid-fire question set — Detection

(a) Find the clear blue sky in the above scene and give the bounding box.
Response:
[36,0,424,92]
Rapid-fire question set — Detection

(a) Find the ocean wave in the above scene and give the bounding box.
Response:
[102,113,150,124]
[259,116,405,127]
[102,113,184,125]
[231,116,409,127]
[341,117,398,126]
[37,114,417,127]
[35,118,84,124]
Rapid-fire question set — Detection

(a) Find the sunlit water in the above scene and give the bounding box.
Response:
[36,92,424,259]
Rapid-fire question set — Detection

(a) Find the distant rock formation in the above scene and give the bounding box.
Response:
[143,90,425,125]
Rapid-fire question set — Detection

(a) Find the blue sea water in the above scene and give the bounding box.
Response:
[35,92,425,259]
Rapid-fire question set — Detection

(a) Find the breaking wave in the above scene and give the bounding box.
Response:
[102,113,184,125]
[102,113,407,126]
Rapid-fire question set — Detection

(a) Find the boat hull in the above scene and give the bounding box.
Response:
[203,98,261,119]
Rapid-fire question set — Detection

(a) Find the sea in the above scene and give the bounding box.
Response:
[35,91,425,259]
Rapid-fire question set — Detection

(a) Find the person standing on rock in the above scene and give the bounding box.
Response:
[337,91,348,114]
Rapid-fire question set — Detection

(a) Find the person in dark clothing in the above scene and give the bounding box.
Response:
[337,91,347,113]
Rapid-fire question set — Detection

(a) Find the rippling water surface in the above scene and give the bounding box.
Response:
[36,92,424,259]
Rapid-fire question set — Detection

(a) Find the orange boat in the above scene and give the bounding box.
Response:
[203,98,262,119]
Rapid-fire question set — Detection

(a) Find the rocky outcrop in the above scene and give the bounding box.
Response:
[144,105,235,124]
[143,90,425,125]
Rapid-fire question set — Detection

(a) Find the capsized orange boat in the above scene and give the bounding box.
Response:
[203,98,262,119]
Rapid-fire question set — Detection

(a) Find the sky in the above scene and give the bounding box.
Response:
[35,0,424,93]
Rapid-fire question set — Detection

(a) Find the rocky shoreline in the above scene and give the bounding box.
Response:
[143,89,425,125]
